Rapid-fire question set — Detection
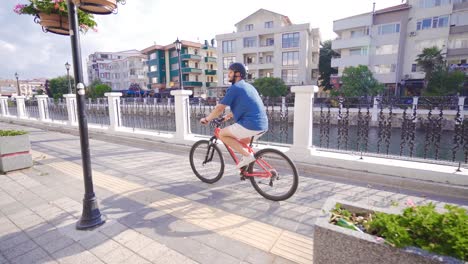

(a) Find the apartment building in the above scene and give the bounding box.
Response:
[142,40,218,97]
[86,50,147,91]
[331,0,468,95]
[215,9,320,87]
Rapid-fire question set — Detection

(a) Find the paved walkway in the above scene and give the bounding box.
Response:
[1,122,467,264]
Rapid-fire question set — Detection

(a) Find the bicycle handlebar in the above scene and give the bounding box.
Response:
[211,116,226,127]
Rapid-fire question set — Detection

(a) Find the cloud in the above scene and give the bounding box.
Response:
[0,0,402,82]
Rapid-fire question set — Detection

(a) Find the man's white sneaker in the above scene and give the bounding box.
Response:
[236,154,256,169]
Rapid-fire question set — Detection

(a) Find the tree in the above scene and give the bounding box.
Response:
[253,77,288,97]
[318,40,339,90]
[424,66,466,96]
[338,65,384,97]
[87,79,111,99]
[49,75,75,99]
[416,46,444,90]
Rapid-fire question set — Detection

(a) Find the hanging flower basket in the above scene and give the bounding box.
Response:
[72,0,124,15]
[14,0,98,35]
[38,11,69,35]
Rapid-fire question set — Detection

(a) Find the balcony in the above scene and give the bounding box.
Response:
[183,81,203,87]
[205,57,217,63]
[332,36,371,50]
[206,82,218,87]
[331,55,370,68]
[454,1,468,10]
[333,14,372,32]
[205,70,217,75]
[447,48,468,57]
[181,54,201,61]
[450,25,468,35]
[182,68,202,74]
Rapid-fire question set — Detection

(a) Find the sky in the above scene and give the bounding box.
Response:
[0,0,403,82]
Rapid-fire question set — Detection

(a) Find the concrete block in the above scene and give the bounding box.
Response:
[313,198,464,264]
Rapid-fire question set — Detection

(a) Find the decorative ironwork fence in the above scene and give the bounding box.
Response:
[120,97,176,133]
[86,98,110,127]
[315,96,468,164]
[47,98,68,122]
[25,98,40,119]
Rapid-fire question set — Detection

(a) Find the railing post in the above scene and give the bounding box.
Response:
[0,96,8,117]
[105,92,122,131]
[372,96,379,122]
[36,95,49,121]
[63,94,78,126]
[458,96,466,121]
[288,85,317,158]
[170,90,193,140]
[281,96,286,116]
[15,96,27,119]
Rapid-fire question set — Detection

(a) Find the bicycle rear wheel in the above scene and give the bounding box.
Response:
[189,140,225,184]
[248,148,298,201]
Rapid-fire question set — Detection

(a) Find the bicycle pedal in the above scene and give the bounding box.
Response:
[240,175,246,181]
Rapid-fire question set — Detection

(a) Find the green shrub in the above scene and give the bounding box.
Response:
[0,130,28,137]
[331,203,468,261]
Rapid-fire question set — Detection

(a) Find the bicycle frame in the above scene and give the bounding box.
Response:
[205,127,273,178]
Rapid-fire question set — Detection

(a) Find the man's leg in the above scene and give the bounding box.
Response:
[219,128,250,156]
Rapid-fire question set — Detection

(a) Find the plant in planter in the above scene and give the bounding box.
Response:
[314,199,467,264]
[0,130,33,173]
[72,0,126,15]
[14,0,98,35]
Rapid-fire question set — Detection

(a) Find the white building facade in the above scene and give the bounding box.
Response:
[215,9,320,88]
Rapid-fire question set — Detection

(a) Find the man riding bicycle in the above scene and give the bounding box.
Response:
[200,63,268,169]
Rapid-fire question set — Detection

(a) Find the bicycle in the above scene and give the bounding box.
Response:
[189,117,299,201]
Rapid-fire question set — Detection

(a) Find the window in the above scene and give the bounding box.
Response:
[417,15,449,30]
[412,64,422,72]
[449,38,468,49]
[373,64,396,74]
[151,77,158,83]
[265,21,273,28]
[149,53,157,60]
[170,50,178,57]
[223,72,230,85]
[150,65,157,72]
[415,38,446,52]
[282,51,299,66]
[245,24,254,31]
[171,63,179,71]
[282,33,300,48]
[281,69,299,83]
[222,40,235,53]
[378,23,400,35]
[351,30,366,38]
[349,47,368,56]
[375,44,398,55]
[223,56,236,70]
[243,37,257,48]
[100,73,104,78]
[419,0,450,8]
[265,38,274,46]
[266,55,273,63]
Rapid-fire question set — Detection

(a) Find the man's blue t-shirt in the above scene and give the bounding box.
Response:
[220,80,268,131]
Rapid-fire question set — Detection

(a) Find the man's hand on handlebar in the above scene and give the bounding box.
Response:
[200,117,209,125]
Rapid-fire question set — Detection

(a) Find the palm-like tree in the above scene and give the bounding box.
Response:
[416,46,445,90]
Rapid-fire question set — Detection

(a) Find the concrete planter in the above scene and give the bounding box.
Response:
[313,199,464,264]
[0,134,33,173]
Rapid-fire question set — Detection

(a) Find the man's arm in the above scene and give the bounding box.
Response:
[200,104,226,124]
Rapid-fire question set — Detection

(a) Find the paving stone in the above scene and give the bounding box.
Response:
[98,221,128,238]
[78,231,109,250]
[136,242,170,262]
[33,229,64,246]
[125,254,151,264]
[42,235,75,254]
[10,247,48,264]
[111,228,140,245]
[90,239,121,258]
[0,231,29,251]
[99,245,134,263]
[3,239,38,261]
[24,223,56,238]
[52,243,104,264]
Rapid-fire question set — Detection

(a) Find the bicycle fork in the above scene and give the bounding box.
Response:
[203,136,217,165]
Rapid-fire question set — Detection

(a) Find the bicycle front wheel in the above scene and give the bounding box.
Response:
[189,140,225,184]
[248,148,298,201]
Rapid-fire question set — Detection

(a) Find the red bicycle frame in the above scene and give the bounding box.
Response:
[213,127,273,178]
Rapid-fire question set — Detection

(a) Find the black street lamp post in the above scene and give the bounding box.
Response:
[66,0,105,230]
[174,38,183,90]
[14,72,21,96]
[65,62,72,94]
